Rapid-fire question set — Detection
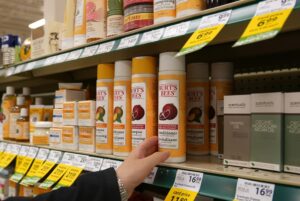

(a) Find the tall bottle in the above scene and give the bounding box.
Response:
[16,108,29,142]
[22,87,32,109]
[96,64,115,154]
[186,63,209,155]
[210,62,233,156]
[9,96,25,139]
[62,0,76,50]
[154,0,176,24]
[3,86,16,140]
[74,0,87,46]
[113,60,132,156]
[158,52,186,163]
[131,56,157,149]
[107,0,124,36]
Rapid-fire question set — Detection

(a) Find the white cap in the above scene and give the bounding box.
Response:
[23,87,30,96]
[211,62,234,80]
[35,97,43,105]
[6,86,15,95]
[114,60,132,78]
[17,96,25,106]
[159,52,185,72]
[187,63,209,80]
[20,108,28,117]
[35,121,52,128]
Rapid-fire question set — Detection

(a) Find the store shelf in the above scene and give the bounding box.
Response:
[1,0,300,89]
[1,140,300,201]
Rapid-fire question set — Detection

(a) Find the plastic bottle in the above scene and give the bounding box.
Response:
[74,0,87,46]
[176,0,206,18]
[96,64,115,154]
[131,56,157,148]
[154,0,176,24]
[22,87,32,109]
[210,62,234,156]
[113,60,132,156]
[186,63,209,155]
[16,108,29,142]
[62,0,76,49]
[158,52,186,163]
[107,0,124,36]
[3,86,16,140]
[9,96,25,139]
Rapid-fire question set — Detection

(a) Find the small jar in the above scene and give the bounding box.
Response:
[31,121,52,145]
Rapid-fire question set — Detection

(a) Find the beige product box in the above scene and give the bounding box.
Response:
[55,90,86,109]
[78,100,96,126]
[62,126,79,150]
[63,101,78,126]
[52,109,63,127]
[43,106,53,121]
[49,127,62,148]
[79,126,96,152]
[31,26,46,59]
[30,105,45,135]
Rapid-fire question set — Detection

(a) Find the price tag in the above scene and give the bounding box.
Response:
[72,154,89,169]
[96,41,115,54]
[54,53,69,64]
[54,166,83,189]
[162,21,190,39]
[47,150,62,163]
[84,157,103,172]
[81,45,99,58]
[0,153,17,168]
[117,34,139,49]
[140,28,165,44]
[14,64,25,74]
[35,148,50,161]
[15,146,30,171]
[144,167,158,184]
[5,67,15,77]
[177,10,232,56]
[234,178,275,201]
[234,0,296,47]
[0,143,7,152]
[66,49,83,61]
[101,159,122,170]
[44,56,57,66]
[164,170,203,201]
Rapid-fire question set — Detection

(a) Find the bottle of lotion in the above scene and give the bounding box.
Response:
[3,86,16,140]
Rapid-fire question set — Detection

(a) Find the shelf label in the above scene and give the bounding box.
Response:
[55,53,69,64]
[97,41,115,54]
[84,157,103,172]
[165,170,203,201]
[163,21,190,39]
[177,10,232,56]
[0,143,7,153]
[144,167,158,184]
[15,146,30,171]
[66,49,83,61]
[44,56,57,66]
[14,64,25,74]
[117,34,139,49]
[140,28,165,44]
[234,0,296,47]
[54,166,83,189]
[101,159,122,170]
[81,45,99,58]
[234,178,275,201]
[5,67,15,77]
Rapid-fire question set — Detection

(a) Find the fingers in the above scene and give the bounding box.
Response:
[135,136,159,158]
[143,151,170,170]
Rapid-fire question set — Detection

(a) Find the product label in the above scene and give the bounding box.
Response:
[49,128,62,145]
[113,86,127,146]
[176,0,203,14]
[75,0,84,27]
[96,86,109,144]
[63,102,75,120]
[107,15,124,36]
[154,0,176,19]
[210,86,217,144]
[16,121,29,140]
[158,80,180,149]
[78,102,92,120]
[86,0,106,39]
[132,83,146,147]
[9,113,20,138]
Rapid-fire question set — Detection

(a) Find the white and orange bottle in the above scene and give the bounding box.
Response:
[176,0,206,18]
[9,96,26,140]
[158,52,186,163]
[210,62,233,156]
[22,87,32,109]
[154,0,176,24]
[113,60,132,156]
[74,0,87,46]
[62,0,76,50]
[2,86,16,140]
[96,64,114,154]
[186,63,209,155]
[16,108,30,142]
[131,56,157,149]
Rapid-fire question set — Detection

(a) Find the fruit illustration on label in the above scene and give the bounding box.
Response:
[113,106,123,123]
[159,104,178,121]
[187,107,202,123]
[0,112,5,123]
[86,1,101,22]
[209,106,215,120]
[96,106,106,122]
[132,105,145,121]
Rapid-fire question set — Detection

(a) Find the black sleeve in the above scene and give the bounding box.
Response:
[5,168,121,201]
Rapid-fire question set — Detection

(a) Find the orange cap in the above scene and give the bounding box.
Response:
[132,56,157,75]
[97,64,114,79]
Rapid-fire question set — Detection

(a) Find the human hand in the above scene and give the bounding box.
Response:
[116,136,170,197]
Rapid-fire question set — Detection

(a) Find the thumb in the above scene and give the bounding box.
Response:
[143,151,170,169]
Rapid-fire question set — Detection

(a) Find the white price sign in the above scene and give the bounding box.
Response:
[81,45,99,58]
[66,49,83,61]
[44,56,57,66]
[47,150,62,163]
[100,159,122,170]
[162,21,190,39]
[117,34,139,49]
[235,178,275,201]
[173,170,203,192]
[14,64,25,74]
[18,146,29,156]
[144,167,158,184]
[256,0,296,15]
[84,157,103,172]
[96,41,115,54]
[36,148,50,161]
[27,147,39,158]
[140,28,165,44]
[72,154,89,168]
[11,144,21,154]
[0,143,7,152]
[61,153,75,165]
[55,53,69,63]
[198,10,231,29]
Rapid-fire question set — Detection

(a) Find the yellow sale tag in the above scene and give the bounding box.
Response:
[57,166,83,187]
[165,187,198,201]
[35,161,56,178]
[0,153,17,168]
[17,157,35,174]
[39,164,70,189]
[25,159,44,177]
[15,156,26,170]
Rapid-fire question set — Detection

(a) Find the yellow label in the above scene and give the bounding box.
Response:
[17,157,35,174]
[15,155,26,171]
[58,166,83,187]
[26,159,44,177]
[78,101,91,119]
[124,13,153,24]
[0,153,17,168]
[45,164,70,182]
[63,102,76,119]
[79,127,95,145]
[165,187,198,201]
[62,127,75,144]
[176,0,206,14]
[35,161,56,178]
[32,135,49,145]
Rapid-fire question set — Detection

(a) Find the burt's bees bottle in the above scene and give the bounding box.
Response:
[131,56,157,149]
[10,96,26,139]
[113,60,132,156]
[3,86,16,139]
[158,52,186,163]
[22,87,32,109]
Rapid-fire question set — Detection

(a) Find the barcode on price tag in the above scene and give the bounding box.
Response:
[84,157,103,172]
[81,45,99,58]
[140,28,165,44]
[117,34,139,49]
[162,22,190,39]
[235,178,275,201]
[100,159,122,170]
[96,41,115,54]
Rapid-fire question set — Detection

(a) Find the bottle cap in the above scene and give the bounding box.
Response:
[23,87,30,96]
[35,97,43,105]
[115,60,132,78]
[17,96,25,106]
[159,52,185,72]
[187,63,209,80]
[97,64,115,79]
[132,56,157,75]
[20,108,28,117]
[211,62,234,80]
[6,86,15,95]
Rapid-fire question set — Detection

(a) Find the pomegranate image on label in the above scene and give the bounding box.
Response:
[113,106,123,123]
[159,103,178,121]
[132,105,145,121]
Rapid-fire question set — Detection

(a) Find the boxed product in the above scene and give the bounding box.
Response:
[79,126,96,152]
[62,126,79,150]
[31,26,46,59]
[29,105,44,135]
[63,101,78,126]
[250,92,284,171]
[284,92,300,174]
[52,109,63,127]
[49,128,62,148]
[78,100,96,126]
[223,95,251,168]
[43,106,53,121]
[55,90,86,109]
